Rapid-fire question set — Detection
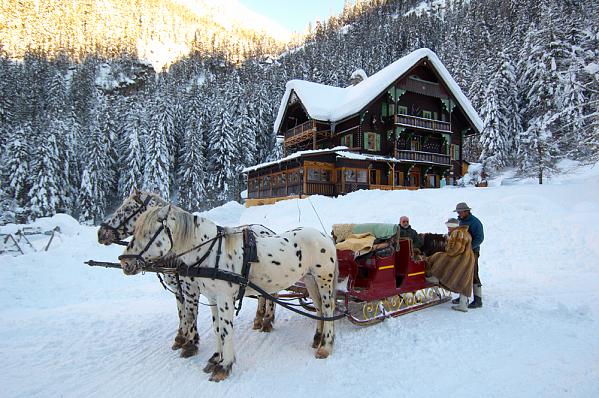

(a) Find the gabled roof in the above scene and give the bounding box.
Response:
[273,48,483,134]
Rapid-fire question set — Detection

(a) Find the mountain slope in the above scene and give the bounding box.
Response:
[0,0,287,70]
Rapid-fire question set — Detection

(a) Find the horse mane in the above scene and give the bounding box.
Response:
[134,205,200,253]
[129,190,167,206]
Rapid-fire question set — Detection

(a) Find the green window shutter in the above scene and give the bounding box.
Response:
[363,133,369,149]
[433,111,438,120]
[423,110,432,119]
[381,102,388,117]
[398,105,408,115]
[375,134,381,151]
[349,134,353,147]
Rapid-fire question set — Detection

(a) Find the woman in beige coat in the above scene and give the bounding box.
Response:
[425,218,475,312]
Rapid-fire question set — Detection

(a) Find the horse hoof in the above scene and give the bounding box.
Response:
[260,322,273,333]
[171,333,187,351]
[209,364,231,382]
[252,320,262,330]
[315,346,330,359]
[203,362,216,373]
[172,335,186,350]
[180,342,198,358]
[203,353,220,373]
[171,341,182,350]
[311,332,323,349]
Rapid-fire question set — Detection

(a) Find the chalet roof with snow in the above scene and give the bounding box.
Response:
[273,48,483,134]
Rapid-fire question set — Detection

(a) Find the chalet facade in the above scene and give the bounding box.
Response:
[244,48,483,206]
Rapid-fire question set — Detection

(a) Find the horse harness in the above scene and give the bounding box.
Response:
[117,219,256,315]
[118,221,346,321]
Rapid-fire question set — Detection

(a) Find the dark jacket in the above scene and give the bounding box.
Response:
[458,213,484,251]
[399,225,423,250]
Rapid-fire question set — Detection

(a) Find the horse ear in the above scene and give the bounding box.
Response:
[156,204,171,222]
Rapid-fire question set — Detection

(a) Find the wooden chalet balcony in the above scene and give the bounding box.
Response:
[395,149,450,165]
[284,120,331,149]
[395,114,451,133]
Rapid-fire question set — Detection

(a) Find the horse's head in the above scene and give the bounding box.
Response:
[97,188,165,245]
[118,204,200,275]
[118,204,176,275]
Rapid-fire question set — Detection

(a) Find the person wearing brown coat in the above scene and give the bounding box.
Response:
[425,218,475,312]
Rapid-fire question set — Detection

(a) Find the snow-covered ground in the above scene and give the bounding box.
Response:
[2,162,599,397]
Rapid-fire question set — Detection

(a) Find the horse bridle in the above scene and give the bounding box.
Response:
[101,194,154,245]
[118,216,174,268]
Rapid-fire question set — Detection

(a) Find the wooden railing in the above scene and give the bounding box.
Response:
[395,114,451,133]
[306,182,335,196]
[369,184,407,191]
[285,120,315,139]
[336,182,369,195]
[395,150,450,165]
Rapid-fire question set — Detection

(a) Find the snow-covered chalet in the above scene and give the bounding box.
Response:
[244,48,483,206]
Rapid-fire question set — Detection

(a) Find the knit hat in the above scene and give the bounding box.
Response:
[445,218,459,228]
[454,202,471,212]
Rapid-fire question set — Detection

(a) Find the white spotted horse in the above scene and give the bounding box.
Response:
[119,204,338,381]
[98,189,277,359]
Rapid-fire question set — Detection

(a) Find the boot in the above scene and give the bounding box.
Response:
[451,296,460,304]
[451,294,468,312]
[468,284,483,309]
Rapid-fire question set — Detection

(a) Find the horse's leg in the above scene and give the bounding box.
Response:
[180,286,200,358]
[209,295,236,382]
[260,297,276,332]
[172,293,187,350]
[203,295,222,374]
[303,275,324,348]
[253,296,266,330]
[163,275,186,350]
[314,272,336,359]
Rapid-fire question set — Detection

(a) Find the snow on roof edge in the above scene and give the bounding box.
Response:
[272,48,483,135]
[242,146,350,173]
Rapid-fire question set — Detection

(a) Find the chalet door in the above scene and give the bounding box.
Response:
[409,173,420,187]
[427,174,437,188]
[370,169,377,185]
[393,171,404,186]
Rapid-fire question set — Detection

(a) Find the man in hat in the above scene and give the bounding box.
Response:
[453,202,484,308]
[399,216,423,252]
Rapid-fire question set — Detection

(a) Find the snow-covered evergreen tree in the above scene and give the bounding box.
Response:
[517,114,559,184]
[28,133,65,218]
[143,97,172,200]
[178,83,207,211]
[479,78,509,172]
[208,89,236,205]
[3,125,31,207]
[77,91,113,223]
[117,107,145,198]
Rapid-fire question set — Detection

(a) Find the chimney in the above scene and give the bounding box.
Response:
[349,69,367,86]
